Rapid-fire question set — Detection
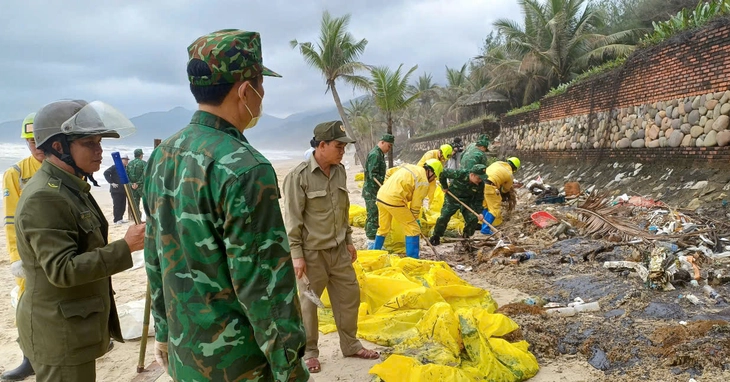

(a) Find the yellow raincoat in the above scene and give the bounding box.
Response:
[376,164,432,237]
[483,161,514,226]
[416,149,445,167]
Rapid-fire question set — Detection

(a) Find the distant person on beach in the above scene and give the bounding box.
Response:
[362,134,394,249]
[446,137,464,170]
[125,148,146,219]
[142,29,309,381]
[103,154,129,224]
[283,121,380,375]
[1,112,43,381]
[13,99,145,381]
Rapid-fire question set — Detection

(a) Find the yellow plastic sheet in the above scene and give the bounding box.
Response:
[315,251,539,381]
[354,172,364,181]
[349,204,367,228]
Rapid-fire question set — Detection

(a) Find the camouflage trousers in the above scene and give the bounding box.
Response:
[364,194,379,240]
[433,193,481,238]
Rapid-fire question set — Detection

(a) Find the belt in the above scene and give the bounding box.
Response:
[484,179,495,186]
[376,198,405,208]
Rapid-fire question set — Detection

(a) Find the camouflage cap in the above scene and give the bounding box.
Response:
[134,148,143,157]
[380,134,395,144]
[470,163,488,181]
[476,134,490,147]
[187,29,281,86]
[314,121,355,143]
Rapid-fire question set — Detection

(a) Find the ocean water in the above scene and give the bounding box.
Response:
[0,142,297,186]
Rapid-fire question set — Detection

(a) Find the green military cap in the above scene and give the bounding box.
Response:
[470,163,488,181]
[314,121,356,143]
[380,134,395,144]
[134,148,143,157]
[187,29,281,86]
[476,134,490,147]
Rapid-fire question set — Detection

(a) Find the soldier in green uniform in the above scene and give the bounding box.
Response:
[14,99,145,381]
[142,29,309,382]
[460,134,490,170]
[125,148,146,217]
[429,164,487,246]
[362,134,394,249]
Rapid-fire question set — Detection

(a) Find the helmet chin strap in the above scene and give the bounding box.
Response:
[47,136,100,187]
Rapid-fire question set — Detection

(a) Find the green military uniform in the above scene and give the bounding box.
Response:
[460,134,490,170]
[283,121,364,361]
[143,29,308,382]
[431,164,487,242]
[126,149,146,213]
[15,161,132,381]
[362,134,394,240]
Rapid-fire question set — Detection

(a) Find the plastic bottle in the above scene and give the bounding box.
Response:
[656,241,679,253]
[683,294,702,305]
[545,307,577,317]
[703,285,726,303]
[573,301,600,312]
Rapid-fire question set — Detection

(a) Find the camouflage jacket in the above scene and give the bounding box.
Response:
[362,146,385,198]
[460,144,487,170]
[143,111,308,382]
[126,158,146,189]
[439,168,484,201]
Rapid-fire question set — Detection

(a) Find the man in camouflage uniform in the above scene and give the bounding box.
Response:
[460,134,490,170]
[143,30,309,381]
[429,164,487,246]
[126,148,145,218]
[362,134,394,249]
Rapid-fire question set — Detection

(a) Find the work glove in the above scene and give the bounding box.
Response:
[154,341,169,370]
[10,261,24,279]
[111,183,119,188]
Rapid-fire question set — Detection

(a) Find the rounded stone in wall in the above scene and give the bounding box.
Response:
[690,125,704,138]
[665,128,674,138]
[700,106,708,116]
[688,110,700,124]
[637,129,645,139]
[647,140,660,148]
[631,139,645,148]
[617,137,631,149]
[705,130,718,147]
[704,120,714,134]
[671,119,681,130]
[717,130,730,146]
[721,103,730,115]
[654,114,662,126]
[705,99,719,110]
[672,107,680,119]
[648,125,660,139]
[692,96,701,109]
[680,124,691,134]
[714,103,721,118]
[669,131,684,147]
[696,137,704,147]
[700,116,707,127]
[666,106,673,117]
[715,91,725,100]
[659,136,668,147]
[714,115,729,131]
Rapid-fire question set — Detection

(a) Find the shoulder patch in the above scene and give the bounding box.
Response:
[46,178,61,189]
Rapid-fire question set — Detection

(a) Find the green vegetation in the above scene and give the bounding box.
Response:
[506,102,540,116]
[412,116,498,140]
[641,0,730,45]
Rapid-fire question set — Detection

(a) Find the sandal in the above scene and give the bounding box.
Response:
[305,358,321,373]
[347,348,380,360]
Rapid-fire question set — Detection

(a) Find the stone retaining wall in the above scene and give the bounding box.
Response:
[500,17,730,159]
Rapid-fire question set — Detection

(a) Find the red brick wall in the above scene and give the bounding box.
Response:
[502,17,730,128]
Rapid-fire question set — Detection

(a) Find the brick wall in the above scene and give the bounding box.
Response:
[502,17,730,128]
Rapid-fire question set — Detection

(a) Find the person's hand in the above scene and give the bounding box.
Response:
[442,187,448,193]
[111,183,119,189]
[477,215,484,223]
[10,261,24,279]
[132,183,139,190]
[154,341,169,370]
[292,257,306,279]
[123,223,146,252]
[347,244,357,263]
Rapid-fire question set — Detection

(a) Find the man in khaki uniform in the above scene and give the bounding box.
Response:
[283,121,380,374]
[14,100,145,381]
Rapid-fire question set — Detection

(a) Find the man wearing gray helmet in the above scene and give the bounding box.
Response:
[13,100,146,381]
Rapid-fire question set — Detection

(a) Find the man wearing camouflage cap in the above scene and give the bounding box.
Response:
[362,134,394,249]
[125,148,146,219]
[283,121,380,374]
[429,164,487,246]
[142,30,309,381]
[460,134,490,170]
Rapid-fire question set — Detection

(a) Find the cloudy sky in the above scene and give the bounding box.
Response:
[0,0,520,122]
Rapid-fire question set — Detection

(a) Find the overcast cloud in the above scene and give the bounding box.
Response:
[0,0,519,121]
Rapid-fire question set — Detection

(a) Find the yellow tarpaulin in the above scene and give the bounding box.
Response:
[315,251,539,382]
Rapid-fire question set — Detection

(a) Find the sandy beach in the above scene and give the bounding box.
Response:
[0,152,599,381]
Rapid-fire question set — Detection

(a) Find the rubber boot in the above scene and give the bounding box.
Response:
[405,236,420,259]
[480,210,496,235]
[373,235,385,250]
[366,239,375,250]
[429,235,440,246]
[1,356,34,381]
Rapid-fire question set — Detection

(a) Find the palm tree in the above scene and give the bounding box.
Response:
[344,97,376,149]
[370,64,420,167]
[497,0,636,85]
[408,72,439,107]
[290,11,371,165]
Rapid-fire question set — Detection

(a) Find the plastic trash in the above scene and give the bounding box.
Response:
[682,294,702,305]
[545,307,577,317]
[573,301,600,313]
[510,251,536,264]
[703,285,726,304]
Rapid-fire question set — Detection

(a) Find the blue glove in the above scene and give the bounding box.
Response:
[481,210,496,235]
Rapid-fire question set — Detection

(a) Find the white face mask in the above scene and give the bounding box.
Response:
[243,86,263,130]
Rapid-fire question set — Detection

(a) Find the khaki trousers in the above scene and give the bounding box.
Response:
[299,242,362,359]
[32,360,96,382]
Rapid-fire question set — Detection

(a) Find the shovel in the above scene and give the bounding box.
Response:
[300,274,325,308]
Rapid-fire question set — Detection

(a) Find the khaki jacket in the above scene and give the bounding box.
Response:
[15,161,132,366]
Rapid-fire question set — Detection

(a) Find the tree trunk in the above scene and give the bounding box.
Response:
[330,83,367,166]
[386,113,394,168]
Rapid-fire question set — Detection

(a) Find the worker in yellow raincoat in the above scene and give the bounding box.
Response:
[481,157,520,233]
[1,113,44,380]
[373,159,442,259]
[417,144,452,167]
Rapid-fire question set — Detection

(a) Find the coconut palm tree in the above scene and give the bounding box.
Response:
[344,97,376,149]
[492,0,637,94]
[290,11,371,165]
[370,64,420,166]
